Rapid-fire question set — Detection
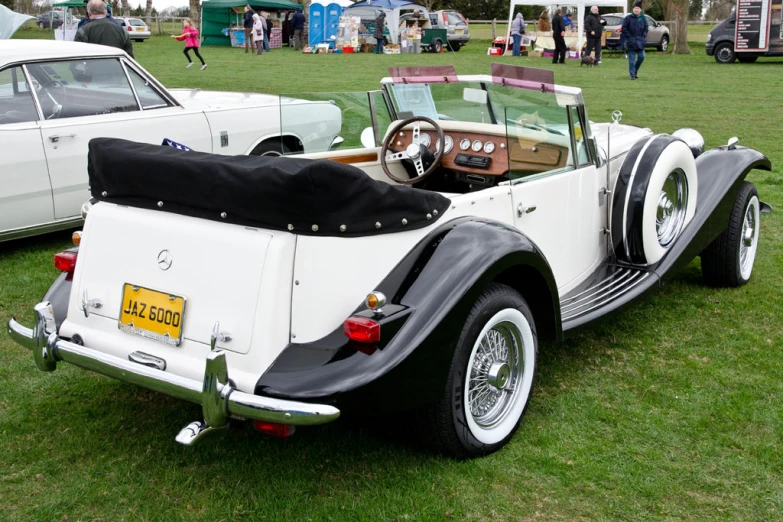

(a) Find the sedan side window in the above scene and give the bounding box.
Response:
[25,58,139,120]
[0,66,38,124]
[125,66,171,110]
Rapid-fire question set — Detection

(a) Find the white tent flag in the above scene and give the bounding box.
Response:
[0,4,34,39]
[505,0,626,53]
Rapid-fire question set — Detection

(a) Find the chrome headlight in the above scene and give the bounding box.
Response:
[672,128,705,158]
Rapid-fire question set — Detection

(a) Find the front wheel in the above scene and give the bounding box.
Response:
[37,21,44,28]
[657,35,669,52]
[250,139,291,157]
[431,39,443,53]
[423,283,537,458]
[701,182,760,287]
[714,42,736,63]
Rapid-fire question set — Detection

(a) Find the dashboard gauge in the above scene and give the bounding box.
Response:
[459,138,471,151]
[472,140,483,152]
[419,133,431,147]
[443,135,454,154]
[484,141,496,154]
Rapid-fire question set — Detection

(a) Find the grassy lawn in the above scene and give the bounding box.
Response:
[2,30,782,521]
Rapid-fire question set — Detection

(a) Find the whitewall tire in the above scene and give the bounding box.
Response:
[422,283,537,458]
[612,135,698,265]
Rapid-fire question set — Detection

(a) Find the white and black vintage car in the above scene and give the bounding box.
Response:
[9,65,772,457]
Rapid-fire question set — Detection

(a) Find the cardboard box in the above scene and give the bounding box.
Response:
[528,51,542,57]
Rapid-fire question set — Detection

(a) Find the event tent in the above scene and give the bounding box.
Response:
[201,0,302,45]
[344,0,426,44]
[0,4,33,39]
[505,0,626,53]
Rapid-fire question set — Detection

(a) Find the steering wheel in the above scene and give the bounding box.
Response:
[381,116,445,185]
[39,80,67,119]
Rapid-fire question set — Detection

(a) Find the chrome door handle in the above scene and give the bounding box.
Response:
[49,134,76,143]
[517,203,537,217]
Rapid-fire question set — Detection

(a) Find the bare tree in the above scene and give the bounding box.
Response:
[144,0,152,25]
[671,0,690,53]
[120,0,129,17]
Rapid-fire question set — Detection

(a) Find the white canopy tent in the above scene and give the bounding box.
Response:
[505,0,626,53]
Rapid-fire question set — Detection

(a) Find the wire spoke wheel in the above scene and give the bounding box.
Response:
[656,169,688,248]
[468,323,521,428]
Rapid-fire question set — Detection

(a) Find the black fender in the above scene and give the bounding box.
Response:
[255,217,560,414]
[653,144,771,277]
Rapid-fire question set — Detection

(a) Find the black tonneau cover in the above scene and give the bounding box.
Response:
[87,138,451,237]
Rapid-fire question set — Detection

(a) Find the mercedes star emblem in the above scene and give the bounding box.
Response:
[157,250,173,271]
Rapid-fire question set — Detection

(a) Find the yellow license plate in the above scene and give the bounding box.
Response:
[119,284,186,346]
[456,29,464,34]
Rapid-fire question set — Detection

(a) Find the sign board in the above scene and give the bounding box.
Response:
[735,0,772,51]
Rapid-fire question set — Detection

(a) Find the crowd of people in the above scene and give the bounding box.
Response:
[72,0,651,81]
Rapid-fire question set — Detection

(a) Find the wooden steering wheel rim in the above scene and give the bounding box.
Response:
[380,116,445,185]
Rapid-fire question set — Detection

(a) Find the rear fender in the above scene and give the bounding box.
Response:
[255,217,560,412]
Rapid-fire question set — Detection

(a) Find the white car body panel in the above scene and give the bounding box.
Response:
[0,40,342,241]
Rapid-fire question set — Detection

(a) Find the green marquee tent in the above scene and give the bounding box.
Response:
[201,0,302,46]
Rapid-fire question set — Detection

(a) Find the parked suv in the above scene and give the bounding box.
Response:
[603,13,670,51]
[429,10,469,51]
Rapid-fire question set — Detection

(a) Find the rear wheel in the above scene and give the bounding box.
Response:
[714,42,736,63]
[422,283,537,458]
[37,21,44,28]
[658,35,669,52]
[701,182,760,287]
[431,39,443,53]
[250,139,291,157]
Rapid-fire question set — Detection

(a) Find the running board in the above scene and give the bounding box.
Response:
[560,264,659,333]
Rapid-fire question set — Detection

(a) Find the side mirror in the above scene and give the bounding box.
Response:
[463,87,487,105]
[360,127,376,148]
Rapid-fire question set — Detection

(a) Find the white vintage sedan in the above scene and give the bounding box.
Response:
[0,40,341,242]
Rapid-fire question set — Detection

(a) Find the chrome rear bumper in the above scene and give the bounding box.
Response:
[8,302,340,445]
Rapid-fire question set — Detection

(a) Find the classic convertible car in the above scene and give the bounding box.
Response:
[0,40,341,242]
[9,65,771,458]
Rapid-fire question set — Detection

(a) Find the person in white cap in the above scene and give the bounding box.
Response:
[584,6,606,63]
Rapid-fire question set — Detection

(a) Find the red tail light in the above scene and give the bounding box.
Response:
[343,317,380,343]
[442,12,448,24]
[128,26,133,31]
[617,28,622,33]
[253,421,295,438]
[54,251,78,272]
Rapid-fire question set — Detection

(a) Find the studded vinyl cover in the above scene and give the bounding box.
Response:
[87,138,451,237]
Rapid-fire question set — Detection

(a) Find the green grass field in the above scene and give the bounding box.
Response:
[2,31,782,521]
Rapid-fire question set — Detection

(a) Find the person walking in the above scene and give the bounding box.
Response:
[172,18,206,69]
[621,1,648,79]
[243,5,254,53]
[290,8,305,50]
[251,12,265,54]
[74,0,133,57]
[510,12,526,56]
[584,6,605,63]
[373,10,386,54]
[551,8,567,64]
[262,12,271,52]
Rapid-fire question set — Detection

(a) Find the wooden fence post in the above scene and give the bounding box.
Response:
[492,18,496,39]
[156,16,161,35]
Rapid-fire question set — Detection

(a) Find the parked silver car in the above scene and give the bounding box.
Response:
[429,10,469,51]
[115,17,152,42]
[604,13,669,51]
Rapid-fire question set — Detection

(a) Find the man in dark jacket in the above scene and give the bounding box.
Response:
[584,6,605,63]
[77,0,120,29]
[290,8,305,50]
[373,11,386,54]
[243,6,255,53]
[621,1,648,79]
[551,8,567,64]
[74,0,133,57]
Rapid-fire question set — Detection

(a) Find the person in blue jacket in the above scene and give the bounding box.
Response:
[621,1,648,79]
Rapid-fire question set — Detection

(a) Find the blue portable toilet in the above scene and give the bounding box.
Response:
[325,3,342,44]
[308,3,325,47]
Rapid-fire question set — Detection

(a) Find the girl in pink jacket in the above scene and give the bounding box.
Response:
[172,18,207,70]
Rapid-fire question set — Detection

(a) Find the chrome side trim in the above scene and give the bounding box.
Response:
[8,303,341,443]
[0,216,83,243]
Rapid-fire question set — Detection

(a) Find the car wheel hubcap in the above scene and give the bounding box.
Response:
[656,169,688,247]
[740,198,759,277]
[468,322,522,428]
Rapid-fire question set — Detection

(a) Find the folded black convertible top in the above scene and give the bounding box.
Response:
[87,138,451,237]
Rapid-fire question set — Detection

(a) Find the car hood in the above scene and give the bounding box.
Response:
[168,88,283,110]
[592,122,654,160]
